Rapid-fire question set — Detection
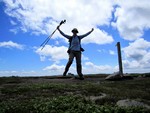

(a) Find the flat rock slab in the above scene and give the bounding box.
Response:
[105,72,122,80]
[105,72,133,81]
[117,99,150,109]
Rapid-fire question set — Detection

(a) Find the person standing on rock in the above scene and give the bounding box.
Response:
[57,26,94,80]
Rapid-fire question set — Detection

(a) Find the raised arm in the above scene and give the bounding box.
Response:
[57,26,70,39]
[79,28,94,39]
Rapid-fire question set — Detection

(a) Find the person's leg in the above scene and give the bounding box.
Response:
[63,51,74,76]
[75,51,83,78]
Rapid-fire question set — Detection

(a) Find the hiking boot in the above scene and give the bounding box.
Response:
[79,76,84,80]
[74,76,78,79]
[74,76,84,80]
[63,72,67,76]
[79,74,84,80]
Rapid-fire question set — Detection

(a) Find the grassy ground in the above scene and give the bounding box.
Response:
[0,75,150,113]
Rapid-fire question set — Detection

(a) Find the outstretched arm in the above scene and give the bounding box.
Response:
[57,26,70,39]
[79,28,94,39]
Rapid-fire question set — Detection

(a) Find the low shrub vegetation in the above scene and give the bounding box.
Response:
[0,76,150,112]
[0,95,149,113]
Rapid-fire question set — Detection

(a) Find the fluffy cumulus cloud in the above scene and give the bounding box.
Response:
[43,64,65,75]
[42,62,115,75]
[113,0,150,41]
[43,63,77,75]
[35,45,68,62]
[3,0,114,45]
[84,61,114,74]
[122,38,150,72]
[43,64,64,71]
[123,38,150,60]
[3,0,150,42]
[82,28,114,45]
[0,41,24,50]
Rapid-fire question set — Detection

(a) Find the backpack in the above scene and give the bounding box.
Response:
[67,36,84,54]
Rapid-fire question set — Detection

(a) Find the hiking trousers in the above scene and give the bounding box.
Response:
[63,50,83,77]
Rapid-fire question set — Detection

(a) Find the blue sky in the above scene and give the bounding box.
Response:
[0,0,150,76]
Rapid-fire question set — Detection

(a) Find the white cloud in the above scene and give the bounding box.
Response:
[9,28,18,34]
[41,61,115,75]
[123,59,150,73]
[0,41,24,50]
[2,0,150,74]
[41,61,116,75]
[10,20,17,25]
[43,64,64,71]
[97,49,115,55]
[98,49,106,53]
[0,70,43,77]
[35,45,68,62]
[82,55,89,61]
[82,28,114,44]
[3,0,150,42]
[84,61,114,74]
[123,38,150,60]
[55,41,59,45]
[122,38,150,72]
[109,50,115,55]
[3,0,115,45]
[113,0,150,41]
[43,63,76,75]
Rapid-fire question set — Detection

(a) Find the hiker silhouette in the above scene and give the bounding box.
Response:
[57,26,94,80]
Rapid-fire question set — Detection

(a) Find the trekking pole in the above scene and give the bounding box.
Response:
[40,20,66,50]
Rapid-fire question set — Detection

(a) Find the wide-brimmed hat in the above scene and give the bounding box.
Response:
[71,28,78,33]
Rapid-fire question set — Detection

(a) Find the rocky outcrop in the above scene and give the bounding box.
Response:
[105,72,133,81]
[105,72,122,80]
